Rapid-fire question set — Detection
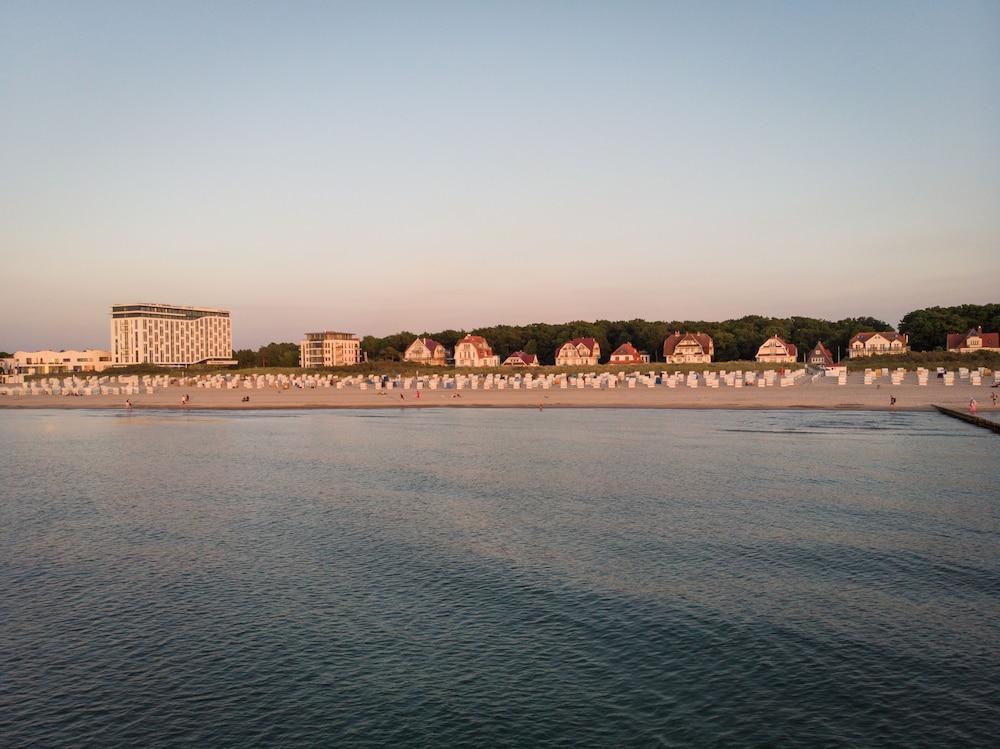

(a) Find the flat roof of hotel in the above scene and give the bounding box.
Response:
[111,302,230,313]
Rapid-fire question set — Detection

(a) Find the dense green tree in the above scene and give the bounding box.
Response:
[900,304,1000,352]
[348,306,1000,365]
[233,348,256,367]
[233,342,301,368]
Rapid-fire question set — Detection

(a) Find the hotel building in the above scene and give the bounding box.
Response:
[300,331,362,367]
[111,303,235,367]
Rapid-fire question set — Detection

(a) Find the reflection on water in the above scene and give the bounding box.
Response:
[1,408,998,747]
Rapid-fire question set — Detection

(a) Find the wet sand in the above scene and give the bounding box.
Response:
[1,378,996,412]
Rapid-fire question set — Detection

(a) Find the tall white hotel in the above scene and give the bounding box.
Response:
[111,303,236,367]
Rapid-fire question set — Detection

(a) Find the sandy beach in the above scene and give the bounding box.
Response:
[1,377,996,412]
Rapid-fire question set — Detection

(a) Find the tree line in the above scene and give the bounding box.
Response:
[232,342,301,368]
[358,315,893,365]
[355,303,997,365]
[899,303,1000,352]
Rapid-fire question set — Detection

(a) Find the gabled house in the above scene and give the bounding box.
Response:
[404,337,448,366]
[807,341,835,369]
[554,337,600,366]
[946,327,1000,353]
[755,335,797,363]
[609,342,649,364]
[663,332,714,363]
[502,351,539,367]
[453,335,500,368]
[848,331,909,358]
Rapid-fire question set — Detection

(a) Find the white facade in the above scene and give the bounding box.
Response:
[8,349,113,375]
[502,351,539,366]
[848,332,909,359]
[609,343,647,363]
[555,338,600,366]
[755,336,797,363]
[300,331,362,367]
[663,333,714,364]
[111,303,235,367]
[454,336,500,367]
[403,337,448,365]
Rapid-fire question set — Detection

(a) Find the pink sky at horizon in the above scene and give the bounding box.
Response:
[2,2,997,351]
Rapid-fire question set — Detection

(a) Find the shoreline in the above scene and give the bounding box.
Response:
[3,378,995,414]
[0,402,939,412]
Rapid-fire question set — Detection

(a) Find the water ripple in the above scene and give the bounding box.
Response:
[1,409,998,747]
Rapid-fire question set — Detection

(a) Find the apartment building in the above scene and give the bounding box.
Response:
[300,331,362,367]
[8,349,113,375]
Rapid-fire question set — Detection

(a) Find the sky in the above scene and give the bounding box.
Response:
[1,0,998,350]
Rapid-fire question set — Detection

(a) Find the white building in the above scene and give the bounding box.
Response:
[847,331,909,359]
[502,351,539,366]
[755,336,797,363]
[403,337,448,366]
[663,332,714,364]
[300,331,362,367]
[453,335,500,367]
[111,303,235,367]
[609,342,649,363]
[946,327,999,353]
[554,338,600,366]
[7,349,113,375]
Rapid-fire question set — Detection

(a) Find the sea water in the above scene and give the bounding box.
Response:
[1,408,997,747]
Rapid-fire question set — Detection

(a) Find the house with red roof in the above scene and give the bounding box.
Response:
[555,337,600,366]
[946,327,1000,353]
[502,351,539,367]
[453,335,500,368]
[403,337,448,366]
[609,342,649,364]
[807,341,835,369]
[755,335,797,363]
[663,332,714,363]
[848,331,909,358]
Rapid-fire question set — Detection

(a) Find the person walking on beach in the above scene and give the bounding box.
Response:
[992,392,997,408]
[889,395,896,408]
[969,398,977,415]
[125,399,132,410]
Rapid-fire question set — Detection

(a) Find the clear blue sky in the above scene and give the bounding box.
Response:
[1,0,998,350]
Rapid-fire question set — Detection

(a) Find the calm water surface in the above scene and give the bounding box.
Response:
[1,408,998,747]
